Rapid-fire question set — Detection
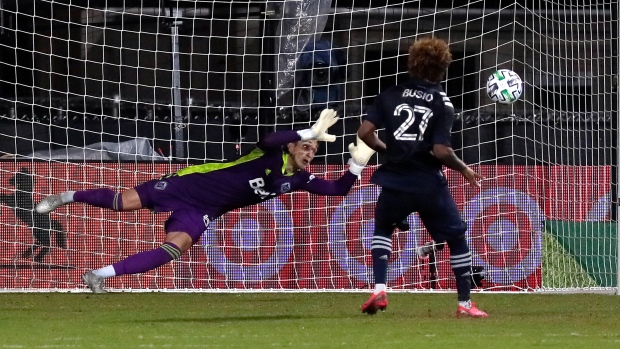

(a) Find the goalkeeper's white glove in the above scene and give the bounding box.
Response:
[348,135,376,176]
[297,108,339,142]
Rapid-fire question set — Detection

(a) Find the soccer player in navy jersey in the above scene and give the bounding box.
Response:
[35,109,376,293]
[356,37,488,317]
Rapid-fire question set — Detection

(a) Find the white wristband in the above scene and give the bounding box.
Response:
[348,158,365,176]
[297,129,316,141]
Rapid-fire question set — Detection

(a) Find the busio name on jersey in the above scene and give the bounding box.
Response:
[402,89,433,102]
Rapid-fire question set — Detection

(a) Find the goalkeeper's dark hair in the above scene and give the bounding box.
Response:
[407,37,452,83]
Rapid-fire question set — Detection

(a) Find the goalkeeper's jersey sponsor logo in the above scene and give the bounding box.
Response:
[249,177,276,199]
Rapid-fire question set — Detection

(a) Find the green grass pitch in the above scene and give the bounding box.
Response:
[0,293,619,348]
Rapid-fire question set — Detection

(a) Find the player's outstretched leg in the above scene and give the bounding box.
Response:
[80,241,184,294]
[81,271,108,294]
[36,188,130,214]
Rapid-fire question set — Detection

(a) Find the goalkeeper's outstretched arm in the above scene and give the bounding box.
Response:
[301,136,376,195]
[301,173,358,196]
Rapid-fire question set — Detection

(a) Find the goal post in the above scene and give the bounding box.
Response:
[0,1,617,293]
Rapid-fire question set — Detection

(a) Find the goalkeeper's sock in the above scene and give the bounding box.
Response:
[112,242,181,276]
[371,235,392,286]
[73,188,124,211]
[60,191,76,204]
[92,265,116,278]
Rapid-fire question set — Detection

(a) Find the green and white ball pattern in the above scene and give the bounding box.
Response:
[486,69,523,104]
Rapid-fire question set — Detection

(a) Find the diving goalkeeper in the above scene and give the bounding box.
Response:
[35,109,376,293]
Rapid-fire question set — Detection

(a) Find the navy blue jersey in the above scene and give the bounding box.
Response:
[364,78,455,192]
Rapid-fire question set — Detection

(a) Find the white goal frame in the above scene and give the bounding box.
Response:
[0,1,617,294]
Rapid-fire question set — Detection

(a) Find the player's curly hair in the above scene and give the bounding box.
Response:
[407,37,452,83]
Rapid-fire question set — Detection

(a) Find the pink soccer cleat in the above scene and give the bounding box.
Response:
[456,302,488,318]
[361,291,388,315]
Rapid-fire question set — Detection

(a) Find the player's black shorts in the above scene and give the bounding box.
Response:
[374,185,466,242]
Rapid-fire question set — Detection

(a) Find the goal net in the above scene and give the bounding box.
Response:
[0,0,617,292]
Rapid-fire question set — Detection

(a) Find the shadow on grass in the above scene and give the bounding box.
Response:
[124,314,326,324]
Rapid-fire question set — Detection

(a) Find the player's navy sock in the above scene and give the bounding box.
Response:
[112,242,181,276]
[447,237,472,302]
[73,188,124,211]
[371,235,392,286]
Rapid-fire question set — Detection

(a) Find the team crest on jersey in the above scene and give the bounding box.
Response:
[280,182,291,193]
[155,181,168,190]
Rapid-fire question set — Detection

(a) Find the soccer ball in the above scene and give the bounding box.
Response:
[486,69,523,104]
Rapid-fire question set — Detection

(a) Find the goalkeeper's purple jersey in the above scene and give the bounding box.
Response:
[136,130,357,219]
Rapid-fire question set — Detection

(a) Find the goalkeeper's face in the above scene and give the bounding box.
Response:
[287,140,318,170]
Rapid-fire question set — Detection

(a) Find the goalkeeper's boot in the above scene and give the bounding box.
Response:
[35,194,64,214]
[81,271,108,294]
[417,242,436,259]
[361,291,388,315]
[456,302,488,318]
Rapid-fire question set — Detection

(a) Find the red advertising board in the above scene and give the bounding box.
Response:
[0,162,611,290]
